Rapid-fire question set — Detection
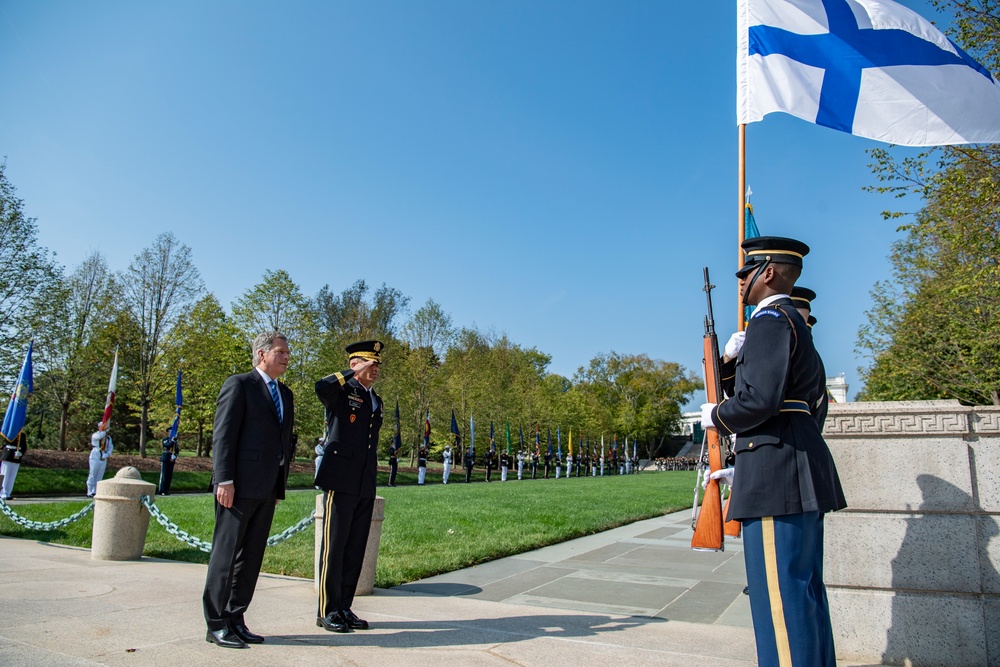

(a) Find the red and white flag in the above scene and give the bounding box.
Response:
[99,349,118,431]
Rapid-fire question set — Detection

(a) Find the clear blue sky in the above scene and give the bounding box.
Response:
[1,1,944,404]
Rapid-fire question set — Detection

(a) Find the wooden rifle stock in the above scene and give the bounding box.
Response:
[692,268,725,552]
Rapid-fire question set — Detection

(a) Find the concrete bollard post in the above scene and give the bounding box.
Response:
[91,466,156,561]
[314,493,386,594]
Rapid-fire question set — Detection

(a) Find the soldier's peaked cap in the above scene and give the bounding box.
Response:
[735,236,810,278]
[346,340,384,362]
[790,286,817,312]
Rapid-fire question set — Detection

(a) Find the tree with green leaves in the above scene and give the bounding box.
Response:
[157,294,248,455]
[857,2,1000,405]
[31,252,115,450]
[0,161,59,377]
[392,299,454,462]
[232,269,324,442]
[573,352,701,457]
[119,233,204,455]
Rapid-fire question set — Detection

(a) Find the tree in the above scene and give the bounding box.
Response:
[315,279,410,344]
[232,269,324,442]
[119,233,204,455]
[574,352,701,457]
[857,2,1000,405]
[0,161,59,377]
[31,252,115,449]
[157,294,248,455]
[391,300,455,462]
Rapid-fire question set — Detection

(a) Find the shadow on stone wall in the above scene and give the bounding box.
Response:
[883,474,998,666]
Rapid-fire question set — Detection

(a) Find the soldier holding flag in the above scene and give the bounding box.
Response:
[159,369,183,495]
[388,402,402,487]
[485,421,496,482]
[0,342,32,501]
[87,350,118,498]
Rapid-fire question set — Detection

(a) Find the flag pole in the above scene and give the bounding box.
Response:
[737,123,747,332]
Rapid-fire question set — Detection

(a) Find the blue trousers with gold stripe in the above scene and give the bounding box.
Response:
[742,512,836,667]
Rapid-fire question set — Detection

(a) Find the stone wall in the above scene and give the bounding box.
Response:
[823,400,1000,666]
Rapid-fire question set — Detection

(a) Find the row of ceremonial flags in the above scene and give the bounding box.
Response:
[0,342,183,444]
[390,403,638,459]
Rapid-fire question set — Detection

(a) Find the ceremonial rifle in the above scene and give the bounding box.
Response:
[691,267,725,552]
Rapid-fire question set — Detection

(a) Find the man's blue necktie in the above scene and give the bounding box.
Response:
[268,380,283,425]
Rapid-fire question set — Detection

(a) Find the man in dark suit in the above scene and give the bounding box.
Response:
[701,237,846,667]
[314,340,384,633]
[203,331,294,649]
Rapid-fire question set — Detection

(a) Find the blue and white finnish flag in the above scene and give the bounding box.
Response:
[738,0,1000,146]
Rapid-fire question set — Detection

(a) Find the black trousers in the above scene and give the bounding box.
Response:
[158,458,175,494]
[318,491,374,618]
[388,461,397,485]
[203,496,275,631]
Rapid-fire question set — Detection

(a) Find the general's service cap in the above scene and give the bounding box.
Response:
[345,340,384,363]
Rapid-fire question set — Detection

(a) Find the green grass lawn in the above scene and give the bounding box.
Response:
[0,472,696,588]
[9,466,420,495]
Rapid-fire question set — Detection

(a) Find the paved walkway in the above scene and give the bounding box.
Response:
[0,507,876,666]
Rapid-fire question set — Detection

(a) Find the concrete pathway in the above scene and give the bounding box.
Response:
[0,507,877,666]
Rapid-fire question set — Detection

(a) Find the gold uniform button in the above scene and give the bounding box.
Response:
[748,442,754,448]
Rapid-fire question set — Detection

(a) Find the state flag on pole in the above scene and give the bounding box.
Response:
[392,402,402,452]
[1,341,33,442]
[99,349,119,431]
[738,0,1000,145]
[168,369,183,440]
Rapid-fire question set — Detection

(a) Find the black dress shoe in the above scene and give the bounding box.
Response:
[316,612,352,633]
[340,608,369,630]
[206,628,248,649]
[230,622,265,644]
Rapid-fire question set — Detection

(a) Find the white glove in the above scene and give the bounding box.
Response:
[710,467,735,487]
[315,443,326,456]
[700,403,717,429]
[724,331,746,359]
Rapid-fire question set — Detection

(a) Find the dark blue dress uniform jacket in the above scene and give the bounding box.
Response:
[314,370,382,499]
[712,298,846,521]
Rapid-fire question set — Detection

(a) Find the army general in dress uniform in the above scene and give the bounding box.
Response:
[314,340,385,634]
[701,237,846,667]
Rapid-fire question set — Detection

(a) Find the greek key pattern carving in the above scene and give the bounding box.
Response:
[824,411,970,437]
[971,409,1000,435]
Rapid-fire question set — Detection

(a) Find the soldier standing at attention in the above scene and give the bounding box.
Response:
[158,428,180,495]
[464,445,475,483]
[516,448,525,480]
[530,448,539,480]
[86,424,113,497]
[701,237,845,667]
[315,340,385,633]
[500,449,510,481]
[417,444,428,485]
[387,446,398,487]
[484,447,495,482]
[441,444,452,484]
[0,431,27,501]
[543,448,552,479]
